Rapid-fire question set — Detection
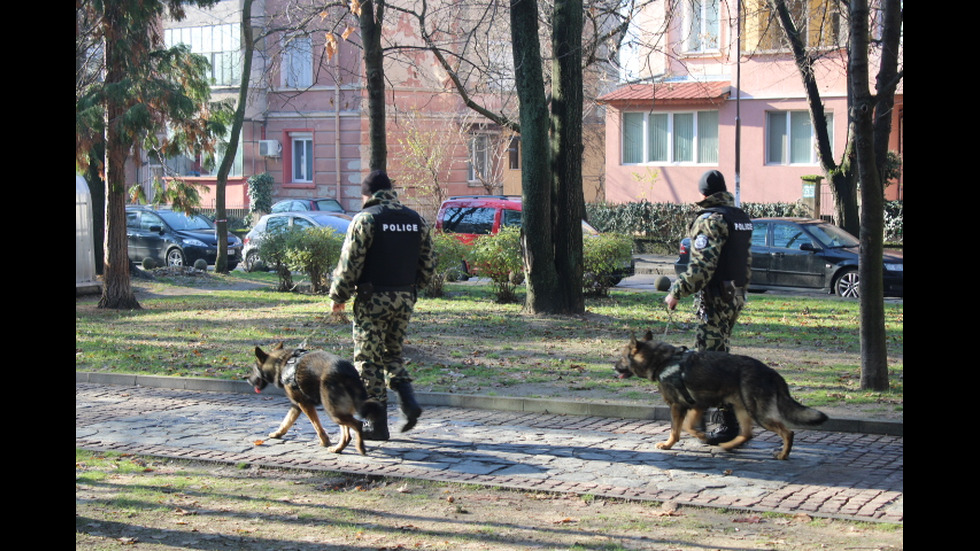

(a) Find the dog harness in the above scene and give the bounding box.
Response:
[658,351,698,406]
[279,348,310,394]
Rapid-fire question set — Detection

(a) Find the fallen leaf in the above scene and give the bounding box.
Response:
[253,439,265,446]
[553,517,577,525]
[734,515,763,524]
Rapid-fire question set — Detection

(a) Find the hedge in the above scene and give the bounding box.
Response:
[586,200,903,253]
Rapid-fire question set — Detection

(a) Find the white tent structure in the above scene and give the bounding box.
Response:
[76,175,101,295]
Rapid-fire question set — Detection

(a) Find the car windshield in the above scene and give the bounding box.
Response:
[807,222,859,248]
[158,211,214,231]
[309,213,351,232]
[313,199,344,212]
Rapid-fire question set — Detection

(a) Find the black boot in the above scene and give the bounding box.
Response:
[705,406,739,445]
[393,380,422,432]
[361,407,390,441]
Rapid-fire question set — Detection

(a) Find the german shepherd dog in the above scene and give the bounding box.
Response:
[615,332,827,460]
[249,343,385,455]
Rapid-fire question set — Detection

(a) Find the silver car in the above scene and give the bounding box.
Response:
[243,211,351,272]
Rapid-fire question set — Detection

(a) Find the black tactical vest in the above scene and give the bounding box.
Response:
[358,204,424,291]
[699,206,752,287]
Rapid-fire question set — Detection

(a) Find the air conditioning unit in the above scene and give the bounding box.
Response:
[259,140,281,157]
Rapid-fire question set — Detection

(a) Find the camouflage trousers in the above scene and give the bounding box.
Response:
[352,290,417,403]
[695,289,746,353]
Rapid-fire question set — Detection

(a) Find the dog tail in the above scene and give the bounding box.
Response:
[359,399,386,421]
[779,395,829,427]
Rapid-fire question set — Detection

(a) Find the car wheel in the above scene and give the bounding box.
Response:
[244,251,260,272]
[834,268,859,298]
[166,248,186,267]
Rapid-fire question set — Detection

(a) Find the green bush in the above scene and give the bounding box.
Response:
[284,227,346,294]
[256,227,300,291]
[469,225,524,303]
[425,232,473,298]
[582,233,634,297]
[247,172,274,216]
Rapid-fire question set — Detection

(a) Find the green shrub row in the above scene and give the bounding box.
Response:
[586,200,904,252]
[443,226,634,303]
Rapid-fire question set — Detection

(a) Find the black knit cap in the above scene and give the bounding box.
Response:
[698,169,726,196]
[361,170,392,196]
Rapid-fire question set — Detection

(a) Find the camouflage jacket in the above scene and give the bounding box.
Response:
[328,189,436,304]
[668,191,752,300]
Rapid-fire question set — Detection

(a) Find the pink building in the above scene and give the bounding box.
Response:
[599,0,903,212]
[154,0,531,221]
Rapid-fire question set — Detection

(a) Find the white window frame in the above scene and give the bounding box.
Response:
[621,110,719,165]
[765,110,833,165]
[291,133,314,183]
[165,23,241,86]
[282,35,313,89]
[468,134,492,182]
[683,0,721,53]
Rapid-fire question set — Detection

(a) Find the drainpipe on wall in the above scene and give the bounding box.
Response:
[335,54,342,207]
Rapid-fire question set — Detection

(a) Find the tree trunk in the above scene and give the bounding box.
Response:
[510,0,559,313]
[550,0,585,314]
[214,0,255,273]
[850,0,889,391]
[98,1,140,310]
[360,0,387,172]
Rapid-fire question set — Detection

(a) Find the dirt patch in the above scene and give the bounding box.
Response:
[76,456,903,550]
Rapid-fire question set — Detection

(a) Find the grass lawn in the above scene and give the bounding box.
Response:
[76,269,903,419]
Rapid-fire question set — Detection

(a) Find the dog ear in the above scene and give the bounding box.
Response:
[642,330,653,342]
[273,342,284,351]
[255,346,268,363]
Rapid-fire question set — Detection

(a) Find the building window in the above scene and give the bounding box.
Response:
[162,130,243,178]
[766,111,833,165]
[468,134,491,182]
[291,133,314,182]
[283,35,313,88]
[742,0,843,52]
[508,137,521,170]
[622,111,718,165]
[683,0,721,53]
[165,24,241,86]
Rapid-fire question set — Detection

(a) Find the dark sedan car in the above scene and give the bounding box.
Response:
[270,198,347,214]
[674,217,903,298]
[126,206,242,270]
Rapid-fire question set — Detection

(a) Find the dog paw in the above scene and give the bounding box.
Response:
[655,442,675,450]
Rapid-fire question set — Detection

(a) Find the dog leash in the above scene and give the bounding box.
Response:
[662,303,673,337]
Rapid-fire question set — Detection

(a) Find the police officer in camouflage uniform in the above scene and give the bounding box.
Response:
[329,170,436,441]
[664,169,752,443]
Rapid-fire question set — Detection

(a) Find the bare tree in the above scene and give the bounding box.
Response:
[213,0,257,274]
[766,0,901,389]
[849,0,902,391]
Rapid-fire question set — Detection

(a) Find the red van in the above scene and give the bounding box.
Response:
[435,195,634,283]
[435,195,524,244]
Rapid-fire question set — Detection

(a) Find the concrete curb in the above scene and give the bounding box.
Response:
[76,372,902,437]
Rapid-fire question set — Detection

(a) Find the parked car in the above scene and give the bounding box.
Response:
[673,217,903,298]
[242,211,351,272]
[270,198,347,214]
[125,205,242,270]
[435,195,635,281]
